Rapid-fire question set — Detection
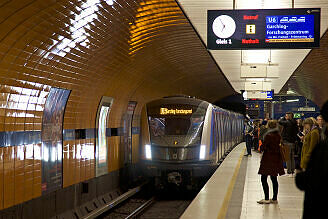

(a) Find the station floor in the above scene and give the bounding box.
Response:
[181,143,304,219]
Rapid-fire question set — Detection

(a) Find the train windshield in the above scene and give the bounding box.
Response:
[148,103,207,147]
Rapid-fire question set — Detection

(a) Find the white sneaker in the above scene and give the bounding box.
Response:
[257,199,271,204]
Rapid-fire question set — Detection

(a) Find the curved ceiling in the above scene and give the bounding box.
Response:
[0,0,234,131]
[280,30,328,107]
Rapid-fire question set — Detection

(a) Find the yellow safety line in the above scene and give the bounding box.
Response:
[217,147,246,219]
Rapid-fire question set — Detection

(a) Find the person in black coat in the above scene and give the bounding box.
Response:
[279,112,298,175]
[244,117,254,156]
[252,121,260,151]
[296,101,328,219]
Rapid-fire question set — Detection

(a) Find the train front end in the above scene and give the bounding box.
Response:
[140,97,216,189]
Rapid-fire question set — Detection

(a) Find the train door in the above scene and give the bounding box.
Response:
[229,114,233,148]
[210,109,217,159]
[221,111,225,154]
[223,111,228,153]
[233,115,237,145]
[216,110,220,161]
[215,110,219,161]
[228,114,232,148]
[218,109,223,160]
[233,115,236,144]
[226,113,229,149]
[241,117,244,143]
[240,116,244,142]
[226,112,230,151]
[211,109,219,161]
[231,114,236,145]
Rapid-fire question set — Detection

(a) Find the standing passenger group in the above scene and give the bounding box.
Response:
[243,110,327,210]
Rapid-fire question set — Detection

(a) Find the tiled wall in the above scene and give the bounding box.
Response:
[0,0,234,211]
[1,144,41,209]
[63,139,95,188]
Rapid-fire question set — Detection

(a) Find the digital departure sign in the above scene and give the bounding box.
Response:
[207,8,320,49]
[160,108,193,115]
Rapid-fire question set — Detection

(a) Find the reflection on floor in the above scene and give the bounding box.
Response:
[239,151,304,219]
[181,143,304,219]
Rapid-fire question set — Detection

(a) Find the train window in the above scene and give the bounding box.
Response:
[147,104,207,147]
[149,117,165,136]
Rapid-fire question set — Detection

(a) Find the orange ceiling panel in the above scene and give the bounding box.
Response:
[0,0,234,131]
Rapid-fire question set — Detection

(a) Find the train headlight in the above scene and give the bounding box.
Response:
[145,144,152,160]
[199,145,206,160]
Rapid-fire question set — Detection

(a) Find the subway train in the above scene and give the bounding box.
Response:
[140,96,244,189]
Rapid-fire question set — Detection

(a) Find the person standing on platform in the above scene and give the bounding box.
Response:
[259,120,268,152]
[244,116,254,156]
[252,121,260,151]
[257,120,285,204]
[296,119,304,133]
[295,119,304,172]
[279,112,298,176]
[300,118,320,170]
[296,101,328,219]
[316,115,327,141]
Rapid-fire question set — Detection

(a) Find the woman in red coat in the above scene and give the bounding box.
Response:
[257,120,285,204]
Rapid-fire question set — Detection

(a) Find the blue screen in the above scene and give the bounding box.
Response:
[265,15,314,43]
[266,91,273,99]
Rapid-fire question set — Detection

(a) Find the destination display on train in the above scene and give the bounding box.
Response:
[207,8,320,49]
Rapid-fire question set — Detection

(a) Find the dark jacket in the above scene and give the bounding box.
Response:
[245,120,254,136]
[279,118,298,143]
[296,138,328,219]
[258,128,285,176]
[319,125,327,141]
[252,126,259,139]
[259,125,268,141]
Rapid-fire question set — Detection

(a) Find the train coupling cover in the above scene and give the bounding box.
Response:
[167,172,182,186]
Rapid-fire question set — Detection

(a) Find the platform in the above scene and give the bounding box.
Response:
[181,143,304,219]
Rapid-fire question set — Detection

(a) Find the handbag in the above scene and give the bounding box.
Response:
[279,142,290,162]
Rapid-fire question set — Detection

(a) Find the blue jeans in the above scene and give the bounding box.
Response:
[245,134,252,155]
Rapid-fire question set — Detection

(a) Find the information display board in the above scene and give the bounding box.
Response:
[207,8,320,49]
[242,90,274,100]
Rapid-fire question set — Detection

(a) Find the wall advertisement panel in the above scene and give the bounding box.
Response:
[95,96,113,177]
[122,101,137,165]
[41,87,70,194]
